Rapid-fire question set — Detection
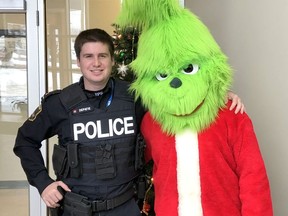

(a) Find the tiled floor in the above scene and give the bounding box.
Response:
[0,188,28,216]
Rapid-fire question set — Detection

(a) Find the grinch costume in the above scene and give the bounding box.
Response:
[117,0,273,215]
[142,104,272,216]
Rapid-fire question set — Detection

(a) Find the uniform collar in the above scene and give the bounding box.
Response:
[79,76,113,98]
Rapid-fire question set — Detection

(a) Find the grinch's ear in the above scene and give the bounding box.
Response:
[116,0,182,31]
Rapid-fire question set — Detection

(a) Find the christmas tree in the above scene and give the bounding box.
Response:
[111,24,139,82]
[111,24,155,216]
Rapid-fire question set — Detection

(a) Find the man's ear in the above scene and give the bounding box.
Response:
[76,58,80,67]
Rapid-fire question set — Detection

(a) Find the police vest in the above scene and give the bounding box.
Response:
[58,80,139,187]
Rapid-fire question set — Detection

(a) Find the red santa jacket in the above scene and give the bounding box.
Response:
[141,104,273,216]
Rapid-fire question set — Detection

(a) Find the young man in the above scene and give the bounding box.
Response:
[14,28,145,216]
[14,28,244,216]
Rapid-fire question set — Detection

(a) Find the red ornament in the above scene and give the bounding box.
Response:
[141,201,151,215]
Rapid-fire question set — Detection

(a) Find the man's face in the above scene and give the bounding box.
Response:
[77,42,114,91]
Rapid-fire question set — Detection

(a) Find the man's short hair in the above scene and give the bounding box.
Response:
[74,28,114,59]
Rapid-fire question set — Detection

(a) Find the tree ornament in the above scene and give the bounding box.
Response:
[117,62,129,77]
[119,51,126,59]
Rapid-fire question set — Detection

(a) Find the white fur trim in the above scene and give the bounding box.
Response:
[175,130,203,216]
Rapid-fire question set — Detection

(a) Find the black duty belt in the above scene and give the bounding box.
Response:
[64,187,136,213]
[91,187,135,212]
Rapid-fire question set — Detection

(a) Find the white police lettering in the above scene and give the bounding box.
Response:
[73,117,135,140]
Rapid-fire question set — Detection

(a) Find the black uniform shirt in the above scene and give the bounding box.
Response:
[13,77,145,197]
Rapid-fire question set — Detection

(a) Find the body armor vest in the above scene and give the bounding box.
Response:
[57,80,139,187]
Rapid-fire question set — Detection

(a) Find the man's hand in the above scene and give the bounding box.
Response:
[41,181,71,208]
[227,91,246,114]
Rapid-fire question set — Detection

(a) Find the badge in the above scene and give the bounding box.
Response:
[28,104,42,121]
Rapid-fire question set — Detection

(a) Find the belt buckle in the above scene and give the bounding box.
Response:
[92,200,107,212]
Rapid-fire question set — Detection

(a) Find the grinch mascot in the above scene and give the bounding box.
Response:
[117,0,273,215]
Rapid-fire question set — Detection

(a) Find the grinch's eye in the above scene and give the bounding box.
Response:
[156,73,168,81]
[182,64,199,75]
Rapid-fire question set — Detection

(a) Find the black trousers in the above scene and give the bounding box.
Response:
[61,198,141,216]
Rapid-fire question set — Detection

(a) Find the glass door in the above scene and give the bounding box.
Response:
[0,0,46,215]
[0,12,29,216]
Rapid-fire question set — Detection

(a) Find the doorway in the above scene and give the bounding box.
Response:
[0,0,46,215]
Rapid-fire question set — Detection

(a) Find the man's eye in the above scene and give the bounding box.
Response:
[182,64,199,75]
[99,54,108,58]
[156,73,168,81]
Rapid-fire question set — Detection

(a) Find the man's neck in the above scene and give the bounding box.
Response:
[83,78,110,91]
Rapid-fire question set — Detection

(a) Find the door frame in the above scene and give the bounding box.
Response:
[26,0,47,215]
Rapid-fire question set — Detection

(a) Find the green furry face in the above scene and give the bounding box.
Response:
[131,54,231,135]
[117,0,232,135]
[129,13,232,135]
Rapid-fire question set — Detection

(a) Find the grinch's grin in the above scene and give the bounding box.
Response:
[173,100,205,117]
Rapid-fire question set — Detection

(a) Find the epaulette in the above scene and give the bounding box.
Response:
[59,83,87,112]
[41,90,61,102]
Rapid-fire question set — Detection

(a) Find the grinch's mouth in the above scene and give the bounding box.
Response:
[173,100,205,117]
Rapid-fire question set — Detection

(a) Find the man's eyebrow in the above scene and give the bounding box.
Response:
[81,52,109,56]
[99,52,109,55]
[82,53,93,56]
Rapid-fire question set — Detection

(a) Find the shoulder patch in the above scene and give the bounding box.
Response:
[28,104,42,121]
[28,90,61,121]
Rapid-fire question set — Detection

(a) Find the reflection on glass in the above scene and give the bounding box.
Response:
[0,13,28,216]
[46,0,84,92]
[0,33,27,114]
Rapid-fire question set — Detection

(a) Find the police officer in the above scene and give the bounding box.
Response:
[14,28,145,216]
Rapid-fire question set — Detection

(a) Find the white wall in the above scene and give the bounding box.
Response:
[185,0,288,215]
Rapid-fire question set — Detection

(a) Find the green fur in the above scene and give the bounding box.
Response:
[117,0,233,134]
[117,0,181,30]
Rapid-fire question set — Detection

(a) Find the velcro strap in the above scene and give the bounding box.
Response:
[80,142,131,153]
[68,144,78,168]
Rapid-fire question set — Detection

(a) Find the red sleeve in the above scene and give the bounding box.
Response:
[227,108,273,215]
[141,112,153,162]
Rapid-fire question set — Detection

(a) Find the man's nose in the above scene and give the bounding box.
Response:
[93,57,101,66]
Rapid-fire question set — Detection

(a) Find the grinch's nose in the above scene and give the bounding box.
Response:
[170,77,182,88]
